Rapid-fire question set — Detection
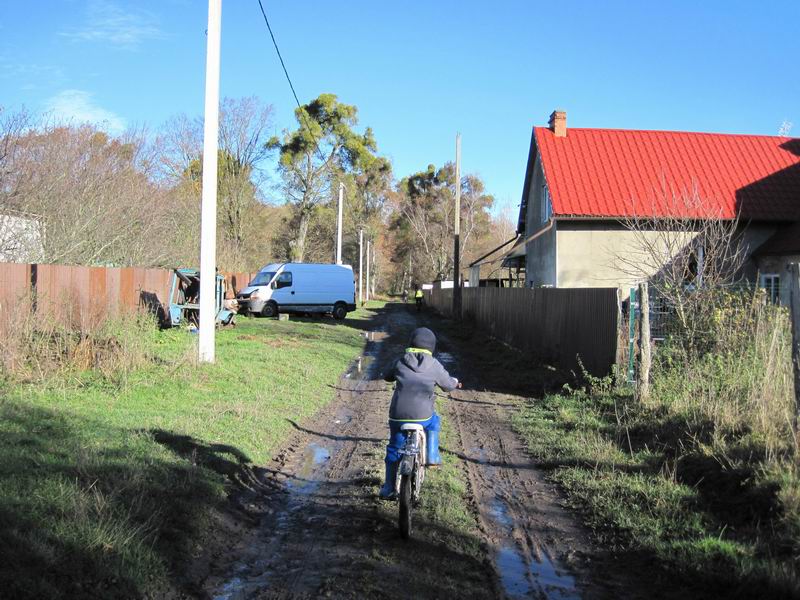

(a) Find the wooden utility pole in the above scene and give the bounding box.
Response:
[789,263,800,433]
[198,0,222,363]
[638,282,651,401]
[365,239,371,303]
[358,228,363,305]
[335,182,344,264]
[453,133,462,319]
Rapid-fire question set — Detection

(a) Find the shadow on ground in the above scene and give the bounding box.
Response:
[0,400,231,599]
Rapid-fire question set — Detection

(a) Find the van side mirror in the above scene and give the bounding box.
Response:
[270,281,277,290]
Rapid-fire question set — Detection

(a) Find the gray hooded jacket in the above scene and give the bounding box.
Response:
[385,351,459,421]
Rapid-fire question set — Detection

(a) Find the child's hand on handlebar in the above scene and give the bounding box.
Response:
[456,382,463,389]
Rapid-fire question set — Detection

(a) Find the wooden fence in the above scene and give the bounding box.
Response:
[0,262,257,329]
[425,286,620,376]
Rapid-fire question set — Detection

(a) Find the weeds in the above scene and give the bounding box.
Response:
[0,295,157,383]
[512,287,800,597]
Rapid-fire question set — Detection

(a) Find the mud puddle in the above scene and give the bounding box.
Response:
[345,328,387,379]
[286,442,331,494]
[210,439,336,599]
[488,494,579,599]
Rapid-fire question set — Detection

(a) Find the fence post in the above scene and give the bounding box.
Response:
[638,282,651,401]
[789,263,800,434]
[627,287,637,384]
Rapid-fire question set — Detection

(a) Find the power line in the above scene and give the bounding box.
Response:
[255,0,327,164]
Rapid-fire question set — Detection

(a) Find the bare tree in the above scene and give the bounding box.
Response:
[1,118,180,267]
[157,97,275,269]
[613,186,746,335]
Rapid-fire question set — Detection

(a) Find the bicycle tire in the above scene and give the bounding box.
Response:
[399,473,413,539]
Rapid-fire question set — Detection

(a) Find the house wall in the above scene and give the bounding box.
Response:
[755,254,800,306]
[524,155,557,287]
[556,223,688,294]
[555,222,778,297]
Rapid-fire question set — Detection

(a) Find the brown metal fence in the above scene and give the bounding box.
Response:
[425,286,620,376]
[0,262,259,329]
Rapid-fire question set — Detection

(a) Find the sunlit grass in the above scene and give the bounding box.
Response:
[0,307,378,598]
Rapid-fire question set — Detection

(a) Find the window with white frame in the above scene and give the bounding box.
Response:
[540,184,552,223]
[760,273,780,304]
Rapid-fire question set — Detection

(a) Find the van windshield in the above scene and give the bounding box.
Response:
[249,271,276,287]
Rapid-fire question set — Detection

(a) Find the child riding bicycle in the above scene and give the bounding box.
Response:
[379,327,461,498]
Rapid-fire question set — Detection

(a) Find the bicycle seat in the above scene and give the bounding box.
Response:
[400,423,425,432]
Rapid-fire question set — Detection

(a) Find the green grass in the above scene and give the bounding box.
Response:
[512,388,800,599]
[0,306,381,599]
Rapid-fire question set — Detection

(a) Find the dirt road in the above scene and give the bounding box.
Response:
[195,303,633,599]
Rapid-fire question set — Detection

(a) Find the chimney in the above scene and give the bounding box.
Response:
[549,110,567,137]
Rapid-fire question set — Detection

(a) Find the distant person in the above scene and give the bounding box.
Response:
[414,286,423,312]
[379,327,461,498]
[401,289,408,303]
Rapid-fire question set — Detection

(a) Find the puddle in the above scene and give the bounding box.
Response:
[469,445,489,464]
[437,351,456,368]
[487,496,580,599]
[345,354,376,379]
[212,442,333,598]
[286,443,330,495]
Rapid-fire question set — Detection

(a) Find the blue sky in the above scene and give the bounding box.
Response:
[2,0,798,214]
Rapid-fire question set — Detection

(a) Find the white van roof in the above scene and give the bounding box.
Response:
[258,262,353,272]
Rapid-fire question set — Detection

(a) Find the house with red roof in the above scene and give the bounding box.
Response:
[510,110,800,302]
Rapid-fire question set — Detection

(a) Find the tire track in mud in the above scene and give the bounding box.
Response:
[202,307,496,599]
[199,304,640,599]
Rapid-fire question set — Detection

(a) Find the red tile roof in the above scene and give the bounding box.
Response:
[534,127,800,221]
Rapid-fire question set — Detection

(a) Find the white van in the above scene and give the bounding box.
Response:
[236,263,356,319]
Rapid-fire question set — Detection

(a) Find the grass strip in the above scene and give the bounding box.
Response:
[0,305,382,599]
[512,389,800,599]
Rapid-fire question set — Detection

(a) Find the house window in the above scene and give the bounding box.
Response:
[760,273,780,304]
[541,185,552,223]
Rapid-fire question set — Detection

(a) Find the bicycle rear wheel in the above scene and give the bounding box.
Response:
[398,473,413,539]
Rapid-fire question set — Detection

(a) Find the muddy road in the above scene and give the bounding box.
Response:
[195,303,643,599]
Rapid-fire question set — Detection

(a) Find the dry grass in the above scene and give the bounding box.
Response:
[650,288,795,461]
[0,293,156,383]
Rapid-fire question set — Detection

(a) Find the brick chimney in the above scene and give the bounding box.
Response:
[549,110,567,137]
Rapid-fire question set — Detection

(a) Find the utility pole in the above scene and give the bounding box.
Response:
[199,0,222,363]
[336,182,344,264]
[358,228,363,305]
[366,239,371,303]
[372,243,377,298]
[453,133,462,319]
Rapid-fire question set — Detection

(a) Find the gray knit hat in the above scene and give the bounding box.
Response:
[409,327,436,353]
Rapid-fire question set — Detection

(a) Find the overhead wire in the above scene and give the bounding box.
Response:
[255,0,328,165]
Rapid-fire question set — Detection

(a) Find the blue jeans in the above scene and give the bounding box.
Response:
[385,413,440,463]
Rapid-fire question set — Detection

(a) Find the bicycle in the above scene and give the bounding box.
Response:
[394,422,427,539]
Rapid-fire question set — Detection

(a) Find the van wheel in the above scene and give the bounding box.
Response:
[332,302,347,320]
[261,301,278,318]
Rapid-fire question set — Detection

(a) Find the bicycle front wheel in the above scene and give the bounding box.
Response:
[398,473,413,539]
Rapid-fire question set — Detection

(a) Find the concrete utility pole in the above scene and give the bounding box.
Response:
[336,182,344,264]
[372,243,377,298]
[365,239,371,303]
[452,133,462,319]
[358,228,363,305]
[199,0,222,363]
